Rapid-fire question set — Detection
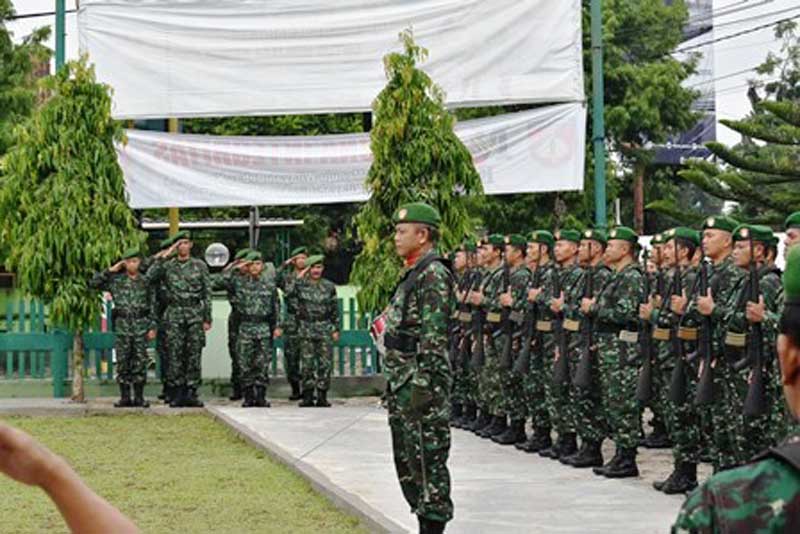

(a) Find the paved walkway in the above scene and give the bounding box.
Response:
[210,404,686,534]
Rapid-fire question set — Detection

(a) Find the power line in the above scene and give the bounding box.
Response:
[675,13,800,54]
[7,9,77,21]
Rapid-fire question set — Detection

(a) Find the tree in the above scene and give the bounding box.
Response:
[651,21,800,225]
[0,0,50,158]
[349,30,483,311]
[0,58,145,401]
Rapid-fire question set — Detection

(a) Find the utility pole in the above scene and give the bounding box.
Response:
[168,118,180,235]
[591,0,607,229]
[55,0,66,71]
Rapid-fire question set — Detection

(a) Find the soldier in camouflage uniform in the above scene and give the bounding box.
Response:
[492,234,533,445]
[234,252,281,407]
[90,248,157,408]
[541,229,584,461]
[152,236,175,403]
[212,248,252,401]
[286,254,339,408]
[148,231,212,408]
[452,241,481,429]
[516,231,556,453]
[470,234,508,439]
[276,246,308,400]
[672,244,800,534]
[786,212,800,253]
[582,226,644,478]
[449,246,469,425]
[383,203,453,534]
[563,229,612,468]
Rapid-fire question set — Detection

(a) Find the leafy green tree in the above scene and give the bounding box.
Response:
[0,58,145,401]
[651,21,800,225]
[350,30,483,310]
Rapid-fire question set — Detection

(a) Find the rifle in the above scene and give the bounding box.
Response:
[574,243,595,389]
[552,262,570,384]
[635,249,654,403]
[668,239,688,404]
[741,234,767,417]
[498,254,514,370]
[469,271,486,369]
[513,249,542,375]
[694,241,714,405]
[452,269,476,371]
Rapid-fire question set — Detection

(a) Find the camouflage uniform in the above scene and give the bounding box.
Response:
[276,265,303,388]
[148,256,212,389]
[574,263,613,445]
[672,436,800,533]
[286,276,339,392]
[89,270,156,385]
[591,262,644,451]
[480,264,506,419]
[526,262,556,435]
[235,273,280,389]
[383,250,454,524]
[212,269,246,394]
[499,262,532,424]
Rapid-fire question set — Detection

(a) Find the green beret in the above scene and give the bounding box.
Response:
[608,226,638,244]
[392,202,441,228]
[173,230,191,241]
[530,230,555,248]
[732,224,774,244]
[486,234,505,247]
[159,236,175,249]
[234,248,253,261]
[664,227,699,246]
[784,245,800,305]
[245,251,262,262]
[121,247,141,260]
[462,241,478,253]
[581,229,607,245]
[506,234,527,247]
[651,233,664,246]
[703,215,739,233]
[290,246,308,257]
[784,212,800,231]
[305,254,324,267]
[554,229,581,244]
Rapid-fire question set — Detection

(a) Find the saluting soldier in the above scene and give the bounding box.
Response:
[90,248,157,408]
[276,246,309,400]
[383,203,454,534]
[152,236,176,403]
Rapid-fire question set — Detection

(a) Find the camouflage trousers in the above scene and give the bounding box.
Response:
[156,321,169,383]
[523,336,551,430]
[498,333,526,420]
[165,319,205,387]
[386,379,454,523]
[299,336,333,391]
[479,334,504,415]
[228,311,241,390]
[544,334,579,436]
[114,323,149,385]
[666,359,701,464]
[282,328,301,384]
[598,336,640,449]
[237,325,272,388]
[650,340,673,433]
[574,344,608,443]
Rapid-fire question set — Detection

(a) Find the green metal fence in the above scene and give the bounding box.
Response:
[0,296,380,398]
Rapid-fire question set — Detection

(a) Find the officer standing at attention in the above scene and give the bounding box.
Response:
[90,248,157,408]
[277,246,309,400]
[672,244,800,533]
[383,202,454,534]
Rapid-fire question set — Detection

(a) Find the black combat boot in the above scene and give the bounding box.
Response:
[539,434,564,458]
[643,420,672,449]
[158,385,167,401]
[162,384,173,404]
[242,386,256,407]
[183,386,204,408]
[569,440,604,468]
[418,515,446,534]
[299,388,315,407]
[169,385,186,408]
[476,415,501,438]
[449,402,463,426]
[256,386,271,408]
[289,379,302,401]
[457,403,477,429]
[603,447,639,478]
[653,459,678,492]
[483,415,507,439]
[316,389,331,407]
[493,419,526,445]
[518,427,552,453]
[469,410,492,433]
[228,382,242,402]
[133,383,150,408]
[660,462,698,494]
[114,384,132,408]
[593,448,622,476]
[557,433,578,462]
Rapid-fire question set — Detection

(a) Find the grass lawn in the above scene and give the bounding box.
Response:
[0,414,369,534]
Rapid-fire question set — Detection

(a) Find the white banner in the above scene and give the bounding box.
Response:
[78,0,584,119]
[118,103,586,208]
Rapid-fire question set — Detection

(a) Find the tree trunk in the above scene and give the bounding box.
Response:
[633,165,645,234]
[71,331,85,403]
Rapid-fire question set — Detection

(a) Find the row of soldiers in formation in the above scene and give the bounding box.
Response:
[444,211,800,494]
[90,232,339,409]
